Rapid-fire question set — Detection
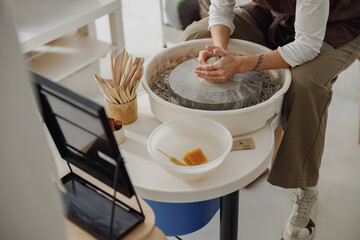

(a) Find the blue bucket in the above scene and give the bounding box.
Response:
[144,197,220,236]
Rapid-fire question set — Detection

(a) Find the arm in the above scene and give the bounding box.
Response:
[197,0,235,64]
[278,0,329,67]
[211,25,231,50]
[197,0,329,82]
[207,0,235,49]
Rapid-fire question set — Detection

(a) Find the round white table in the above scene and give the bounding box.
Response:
[115,92,279,239]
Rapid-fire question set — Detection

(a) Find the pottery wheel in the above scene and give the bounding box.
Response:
[169,58,263,110]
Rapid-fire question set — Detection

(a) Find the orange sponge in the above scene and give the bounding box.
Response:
[183,148,208,166]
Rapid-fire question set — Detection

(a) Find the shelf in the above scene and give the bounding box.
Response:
[12,0,121,53]
[27,35,109,82]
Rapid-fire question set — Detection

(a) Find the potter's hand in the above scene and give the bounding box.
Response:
[198,45,215,65]
[195,46,241,83]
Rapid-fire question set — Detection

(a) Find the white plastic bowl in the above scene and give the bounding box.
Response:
[142,39,291,136]
[147,117,233,180]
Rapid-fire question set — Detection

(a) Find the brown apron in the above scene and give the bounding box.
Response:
[242,0,360,48]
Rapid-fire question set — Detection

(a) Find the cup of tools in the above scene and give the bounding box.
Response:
[104,97,138,125]
[95,47,144,125]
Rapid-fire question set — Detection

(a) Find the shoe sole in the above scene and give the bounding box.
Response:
[282,229,315,240]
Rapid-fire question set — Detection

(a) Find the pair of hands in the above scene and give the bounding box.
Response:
[195,46,248,83]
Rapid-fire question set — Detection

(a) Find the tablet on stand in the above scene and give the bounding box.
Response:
[31,72,144,240]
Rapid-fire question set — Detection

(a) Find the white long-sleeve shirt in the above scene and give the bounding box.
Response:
[208,0,329,67]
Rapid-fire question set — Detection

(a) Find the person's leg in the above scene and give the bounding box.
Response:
[268,35,360,188]
[268,36,360,240]
[181,7,269,47]
[180,17,211,41]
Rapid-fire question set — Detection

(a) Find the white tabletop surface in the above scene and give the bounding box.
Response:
[116,92,277,203]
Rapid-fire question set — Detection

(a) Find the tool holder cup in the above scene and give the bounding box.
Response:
[104,96,138,125]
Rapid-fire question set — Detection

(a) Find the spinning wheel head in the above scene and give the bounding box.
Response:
[169,58,263,110]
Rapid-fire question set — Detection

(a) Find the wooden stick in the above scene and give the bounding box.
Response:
[104,78,124,104]
[124,65,137,91]
[131,80,140,99]
[114,49,125,86]
[119,69,127,88]
[94,74,118,104]
[109,46,116,86]
[125,88,132,101]
[94,75,112,103]
[119,86,129,103]
[129,58,144,93]
[107,78,115,87]
[138,68,144,85]
[128,69,139,94]
[101,81,118,104]
[94,74,109,97]
[132,57,141,71]
[124,55,133,77]
[122,64,136,101]
[110,87,123,104]
[131,68,143,98]
[115,86,125,104]
[122,55,133,85]
[120,51,129,86]
[98,76,119,104]
[102,77,113,90]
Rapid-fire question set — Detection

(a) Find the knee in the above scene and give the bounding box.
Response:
[180,18,211,42]
[285,67,332,112]
[289,68,325,96]
[282,67,332,129]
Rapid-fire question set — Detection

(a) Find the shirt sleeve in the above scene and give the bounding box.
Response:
[208,0,236,35]
[278,0,329,67]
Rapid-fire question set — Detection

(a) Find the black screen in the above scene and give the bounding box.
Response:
[62,173,143,239]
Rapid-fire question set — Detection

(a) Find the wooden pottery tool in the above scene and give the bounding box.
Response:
[157,148,186,166]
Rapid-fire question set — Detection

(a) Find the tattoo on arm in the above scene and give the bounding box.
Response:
[252,54,264,71]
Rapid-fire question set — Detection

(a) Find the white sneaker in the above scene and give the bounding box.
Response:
[283,188,318,240]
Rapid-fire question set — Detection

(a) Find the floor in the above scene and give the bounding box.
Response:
[95,1,360,239]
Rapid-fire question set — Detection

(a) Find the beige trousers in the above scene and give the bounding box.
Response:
[181,7,360,188]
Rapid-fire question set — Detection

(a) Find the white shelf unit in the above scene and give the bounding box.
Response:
[12,0,125,98]
[27,35,109,82]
